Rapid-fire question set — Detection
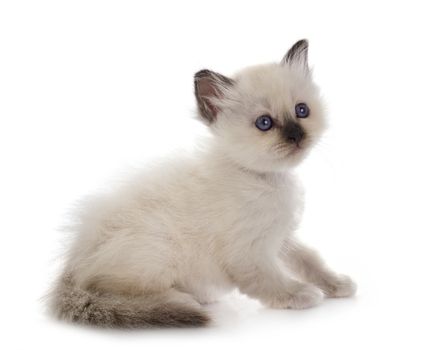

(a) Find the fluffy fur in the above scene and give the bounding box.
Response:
[48,40,356,328]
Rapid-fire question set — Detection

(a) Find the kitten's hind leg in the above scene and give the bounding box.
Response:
[280,239,357,298]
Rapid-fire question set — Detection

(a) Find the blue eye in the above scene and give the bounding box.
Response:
[295,103,310,118]
[255,115,273,131]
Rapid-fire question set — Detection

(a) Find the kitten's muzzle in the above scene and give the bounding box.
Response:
[282,122,306,147]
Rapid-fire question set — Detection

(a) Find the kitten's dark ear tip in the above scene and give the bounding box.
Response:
[282,39,310,68]
[194,69,234,86]
[291,39,309,54]
[299,39,309,46]
[194,69,212,80]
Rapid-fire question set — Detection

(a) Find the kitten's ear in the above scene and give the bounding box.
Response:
[194,69,234,123]
[281,39,309,70]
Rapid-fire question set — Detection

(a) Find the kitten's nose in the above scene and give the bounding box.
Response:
[283,122,306,145]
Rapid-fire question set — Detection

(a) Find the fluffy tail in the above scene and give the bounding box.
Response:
[48,274,209,328]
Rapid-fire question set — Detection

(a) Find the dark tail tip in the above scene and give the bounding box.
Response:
[115,303,210,328]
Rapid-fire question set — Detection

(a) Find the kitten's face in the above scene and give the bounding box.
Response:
[195,40,326,173]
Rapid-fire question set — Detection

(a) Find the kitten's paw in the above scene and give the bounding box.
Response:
[321,274,357,298]
[267,283,324,310]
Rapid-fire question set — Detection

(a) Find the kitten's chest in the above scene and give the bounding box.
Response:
[213,173,304,237]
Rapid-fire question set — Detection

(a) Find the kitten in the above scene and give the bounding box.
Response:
[49,39,356,328]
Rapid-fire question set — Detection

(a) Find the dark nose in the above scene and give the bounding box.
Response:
[282,122,306,145]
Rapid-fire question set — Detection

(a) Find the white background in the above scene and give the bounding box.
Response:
[1,0,444,349]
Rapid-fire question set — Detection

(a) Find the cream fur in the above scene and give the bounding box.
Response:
[49,40,356,328]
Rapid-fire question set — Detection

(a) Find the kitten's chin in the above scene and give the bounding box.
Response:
[276,146,312,170]
[281,153,307,169]
[243,150,309,174]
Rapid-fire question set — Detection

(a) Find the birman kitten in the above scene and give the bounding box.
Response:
[49,39,356,328]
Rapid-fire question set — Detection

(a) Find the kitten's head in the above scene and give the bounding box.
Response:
[194,40,326,173]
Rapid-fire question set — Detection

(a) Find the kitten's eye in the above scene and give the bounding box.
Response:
[255,115,273,131]
[295,103,310,118]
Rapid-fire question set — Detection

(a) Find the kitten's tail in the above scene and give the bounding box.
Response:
[48,273,209,328]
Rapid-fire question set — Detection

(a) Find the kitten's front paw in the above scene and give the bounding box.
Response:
[267,283,324,310]
[321,274,357,298]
